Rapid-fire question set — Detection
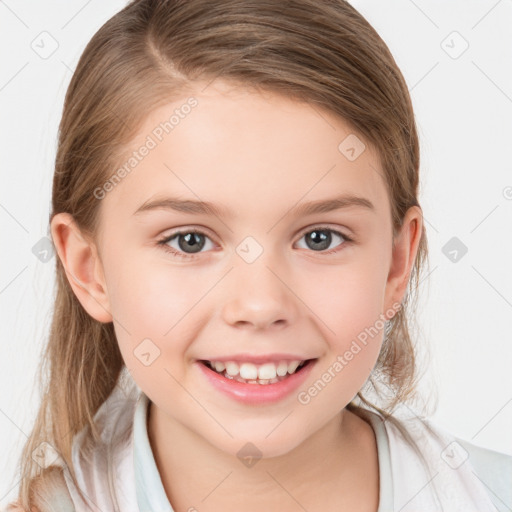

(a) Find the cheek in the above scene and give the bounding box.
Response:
[299,276,386,411]
[305,252,388,336]
[328,291,385,375]
[301,252,388,384]
[106,246,198,331]
[104,253,196,375]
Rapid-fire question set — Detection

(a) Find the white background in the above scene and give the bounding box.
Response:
[1,0,511,506]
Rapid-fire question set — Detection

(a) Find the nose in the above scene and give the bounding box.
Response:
[221,254,299,330]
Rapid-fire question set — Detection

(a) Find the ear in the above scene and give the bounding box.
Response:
[383,205,423,318]
[50,212,113,323]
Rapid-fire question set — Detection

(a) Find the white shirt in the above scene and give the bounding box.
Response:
[54,372,511,512]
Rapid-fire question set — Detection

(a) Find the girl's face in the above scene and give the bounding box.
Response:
[57,79,421,459]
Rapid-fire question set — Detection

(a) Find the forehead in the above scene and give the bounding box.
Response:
[103,80,389,222]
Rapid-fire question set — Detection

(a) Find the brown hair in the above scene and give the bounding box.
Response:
[8,0,430,509]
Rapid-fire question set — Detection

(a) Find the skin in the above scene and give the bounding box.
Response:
[51,79,422,511]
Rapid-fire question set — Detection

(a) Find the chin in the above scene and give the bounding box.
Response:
[211,430,304,462]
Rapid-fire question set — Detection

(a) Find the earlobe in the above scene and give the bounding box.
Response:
[50,212,113,323]
[384,206,423,315]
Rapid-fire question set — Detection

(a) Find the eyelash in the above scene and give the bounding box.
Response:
[156,226,354,260]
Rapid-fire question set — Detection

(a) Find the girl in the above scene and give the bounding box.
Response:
[6,0,511,511]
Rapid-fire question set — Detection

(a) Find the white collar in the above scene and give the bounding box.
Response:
[62,372,498,511]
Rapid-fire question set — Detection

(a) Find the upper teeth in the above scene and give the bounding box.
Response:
[208,360,306,380]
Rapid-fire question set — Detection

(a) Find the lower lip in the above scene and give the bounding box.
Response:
[195,359,317,405]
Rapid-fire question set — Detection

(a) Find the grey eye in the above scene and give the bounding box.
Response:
[163,231,214,254]
[296,228,346,252]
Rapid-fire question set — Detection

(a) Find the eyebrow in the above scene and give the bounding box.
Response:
[133,193,375,218]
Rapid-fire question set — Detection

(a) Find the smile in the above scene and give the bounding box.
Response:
[195,358,318,404]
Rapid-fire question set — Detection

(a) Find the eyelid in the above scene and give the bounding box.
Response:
[156,226,219,260]
[158,225,219,244]
[158,223,353,244]
[156,223,355,259]
[295,223,354,240]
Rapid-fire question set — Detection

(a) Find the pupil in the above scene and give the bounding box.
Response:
[307,230,331,251]
[179,232,205,253]
[176,230,331,254]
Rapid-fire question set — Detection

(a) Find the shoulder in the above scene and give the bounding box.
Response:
[389,413,512,511]
[3,466,76,512]
[355,407,511,511]
[456,437,512,511]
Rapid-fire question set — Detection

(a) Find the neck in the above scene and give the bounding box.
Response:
[147,401,379,512]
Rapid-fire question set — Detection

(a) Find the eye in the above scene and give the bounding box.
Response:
[295,226,353,255]
[157,229,215,259]
[157,225,353,260]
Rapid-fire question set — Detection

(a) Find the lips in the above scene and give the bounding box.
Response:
[195,357,318,404]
